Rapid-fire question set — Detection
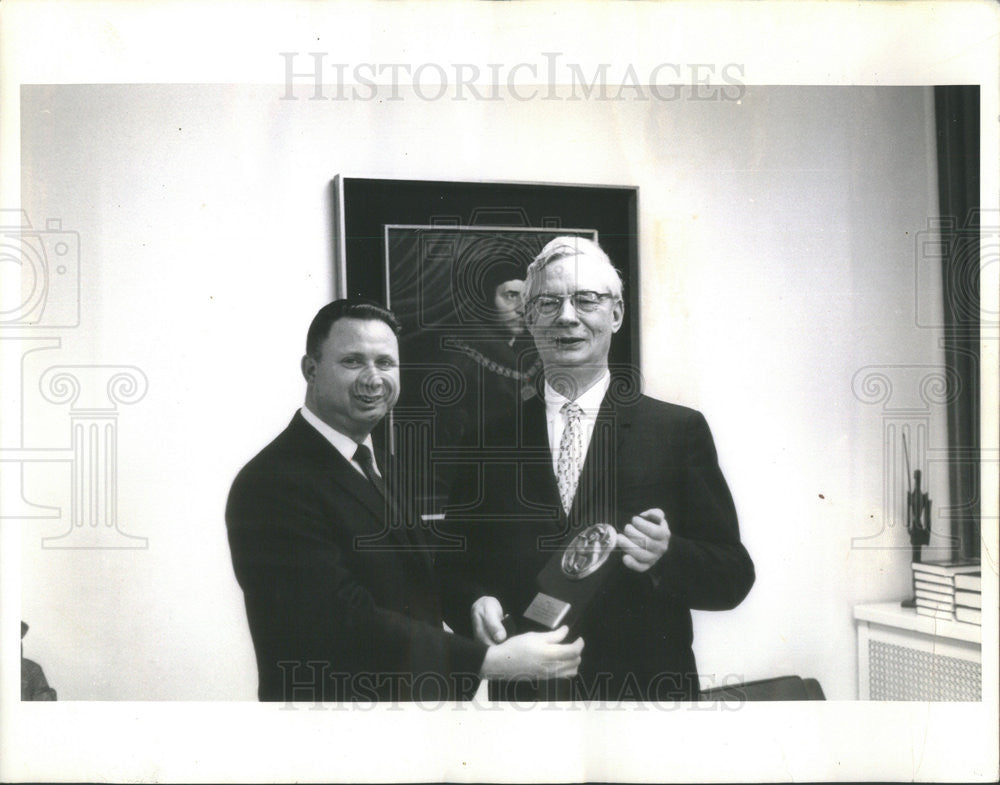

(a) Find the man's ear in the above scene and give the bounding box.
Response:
[301,354,316,383]
[611,298,624,333]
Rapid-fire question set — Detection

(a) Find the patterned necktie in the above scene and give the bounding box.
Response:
[557,401,584,515]
[353,444,385,498]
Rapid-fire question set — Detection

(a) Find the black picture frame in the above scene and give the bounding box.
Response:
[334,177,640,515]
[334,177,640,371]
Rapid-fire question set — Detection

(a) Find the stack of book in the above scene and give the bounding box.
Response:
[954,571,982,625]
[911,559,981,622]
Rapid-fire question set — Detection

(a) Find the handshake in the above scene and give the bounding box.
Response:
[474,596,584,681]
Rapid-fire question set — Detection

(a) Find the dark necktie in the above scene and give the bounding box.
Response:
[353,444,385,498]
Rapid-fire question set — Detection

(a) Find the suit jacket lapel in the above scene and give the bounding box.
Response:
[290,413,427,563]
[519,394,563,532]
[570,382,634,529]
[521,378,630,530]
[289,413,388,521]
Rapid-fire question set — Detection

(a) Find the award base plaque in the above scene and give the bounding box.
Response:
[503,523,620,636]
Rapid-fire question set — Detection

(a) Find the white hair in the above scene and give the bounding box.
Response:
[523,236,624,304]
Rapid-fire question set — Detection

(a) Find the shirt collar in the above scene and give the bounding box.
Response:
[543,370,611,416]
[300,405,375,465]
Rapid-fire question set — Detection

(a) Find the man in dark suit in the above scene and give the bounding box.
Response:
[226,299,582,702]
[439,238,755,701]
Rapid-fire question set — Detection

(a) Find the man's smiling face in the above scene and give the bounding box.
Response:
[525,253,623,387]
[302,317,400,442]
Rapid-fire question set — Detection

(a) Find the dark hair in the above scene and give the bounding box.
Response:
[305,299,401,359]
[478,258,526,309]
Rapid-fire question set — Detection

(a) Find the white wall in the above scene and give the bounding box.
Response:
[16,84,945,700]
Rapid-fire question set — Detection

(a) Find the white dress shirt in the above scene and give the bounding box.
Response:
[300,406,380,479]
[543,371,611,478]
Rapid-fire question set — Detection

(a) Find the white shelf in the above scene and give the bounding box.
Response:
[854,601,981,645]
[854,601,982,700]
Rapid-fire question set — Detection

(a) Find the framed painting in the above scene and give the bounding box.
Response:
[334,177,640,513]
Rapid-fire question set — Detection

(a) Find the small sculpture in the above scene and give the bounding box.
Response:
[903,434,932,556]
[901,434,931,608]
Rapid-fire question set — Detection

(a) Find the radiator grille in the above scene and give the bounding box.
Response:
[869,640,981,701]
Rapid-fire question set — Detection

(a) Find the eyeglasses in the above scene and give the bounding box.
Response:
[527,291,616,317]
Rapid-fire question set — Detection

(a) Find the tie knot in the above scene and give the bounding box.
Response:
[353,444,375,467]
[353,443,385,496]
[561,401,583,420]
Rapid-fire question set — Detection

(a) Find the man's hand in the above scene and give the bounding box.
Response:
[479,626,584,681]
[618,508,671,573]
[471,596,507,645]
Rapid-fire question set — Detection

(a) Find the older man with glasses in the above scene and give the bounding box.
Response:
[439,236,755,702]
